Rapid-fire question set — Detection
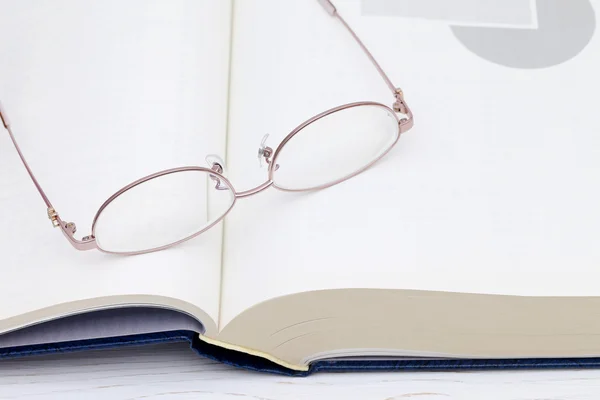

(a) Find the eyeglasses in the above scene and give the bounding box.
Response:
[1,0,414,255]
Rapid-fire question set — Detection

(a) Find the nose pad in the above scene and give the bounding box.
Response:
[204,154,229,190]
[258,134,279,171]
[205,154,225,173]
[258,134,274,168]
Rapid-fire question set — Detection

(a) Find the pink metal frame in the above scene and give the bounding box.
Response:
[1,0,414,256]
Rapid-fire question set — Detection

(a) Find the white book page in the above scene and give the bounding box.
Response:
[220,0,600,327]
[0,0,231,327]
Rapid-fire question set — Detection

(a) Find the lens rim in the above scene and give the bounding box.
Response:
[91,166,236,255]
[268,101,401,192]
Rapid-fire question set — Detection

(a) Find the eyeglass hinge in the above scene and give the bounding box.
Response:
[47,207,60,228]
[393,88,408,114]
[394,88,414,133]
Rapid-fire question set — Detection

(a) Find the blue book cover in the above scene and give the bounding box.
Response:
[4,330,600,376]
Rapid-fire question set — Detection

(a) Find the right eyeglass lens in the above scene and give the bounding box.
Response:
[93,169,235,254]
[271,104,400,191]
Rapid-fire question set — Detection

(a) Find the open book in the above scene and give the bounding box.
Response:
[1,0,600,374]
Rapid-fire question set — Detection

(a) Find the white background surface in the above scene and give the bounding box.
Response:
[2,344,600,399]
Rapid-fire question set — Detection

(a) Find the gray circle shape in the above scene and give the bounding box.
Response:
[451,0,596,69]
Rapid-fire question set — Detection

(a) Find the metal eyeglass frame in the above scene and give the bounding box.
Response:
[0,0,414,255]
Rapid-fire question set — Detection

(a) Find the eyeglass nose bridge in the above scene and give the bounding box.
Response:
[235,180,274,199]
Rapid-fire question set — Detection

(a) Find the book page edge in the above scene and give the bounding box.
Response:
[198,334,309,372]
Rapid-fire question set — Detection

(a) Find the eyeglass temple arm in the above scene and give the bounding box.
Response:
[317,0,414,133]
[0,101,95,250]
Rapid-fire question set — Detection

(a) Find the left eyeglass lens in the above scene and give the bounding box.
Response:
[93,170,235,254]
